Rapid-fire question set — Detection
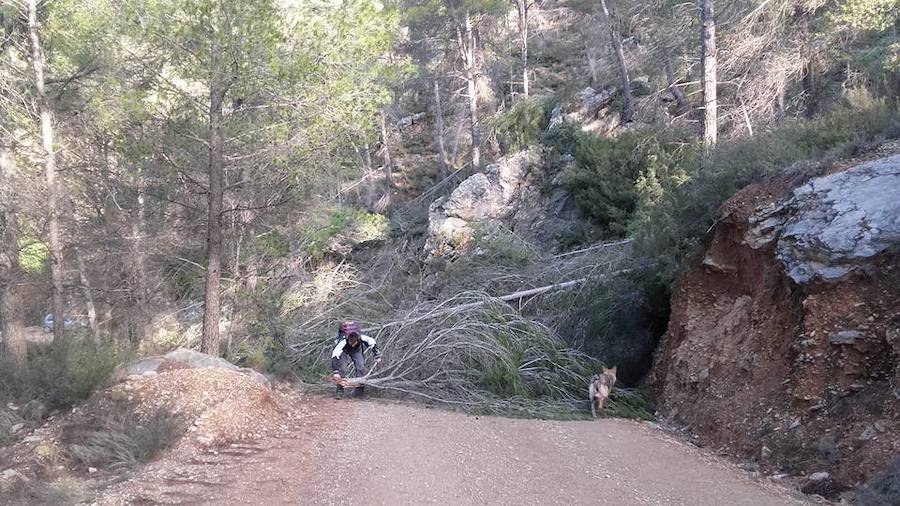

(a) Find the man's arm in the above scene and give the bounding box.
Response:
[331,339,346,373]
[361,334,380,359]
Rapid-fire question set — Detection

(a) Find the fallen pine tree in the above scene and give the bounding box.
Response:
[295,291,652,419]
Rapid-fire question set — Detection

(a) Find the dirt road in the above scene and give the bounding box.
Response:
[288,399,806,506]
[100,392,807,505]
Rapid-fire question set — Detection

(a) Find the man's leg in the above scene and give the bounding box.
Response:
[350,349,366,377]
[350,349,366,397]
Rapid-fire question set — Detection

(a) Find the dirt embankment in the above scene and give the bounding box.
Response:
[650,149,900,496]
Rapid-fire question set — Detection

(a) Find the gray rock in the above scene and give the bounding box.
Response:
[745,155,900,283]
[396,112,426,130]
[860,425,877,441]
[630,76,652,96]
[0,469,26,482]
[425,150,586,257]
[808,471,830,482]
[830,330,862,345]
[22,435,42,443]
[9,423,24,434]
[21,400,46,422]
[118,357,166,377]
[115,349,270,388]
[576,86,617,117]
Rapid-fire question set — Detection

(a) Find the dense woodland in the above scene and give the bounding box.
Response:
[0,0,897,406]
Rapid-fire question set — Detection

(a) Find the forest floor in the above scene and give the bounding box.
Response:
[91,386,811,506]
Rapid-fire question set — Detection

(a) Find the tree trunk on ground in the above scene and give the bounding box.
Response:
[457,13,481,168]
[201,39,226,356]
[700,0,718,149]
[380,108,393,187]
[432,78,449,176]
[74,247,100,342]
[599,0,634,123]
[514,0,529,98]
[662,55,690,115]
[27,0,67,347]
[0,143,26,366]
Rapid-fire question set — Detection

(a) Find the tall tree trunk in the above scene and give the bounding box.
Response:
[130,164,150,344]
[662,55,690,115]
[379,108,393,186]
[27,0,66,347]
[514,0,529,97]
[432,77,449,176]
[598,0,634,123]
[700,0,718,148]
[201,40,226,356]
[74,247,99,341]
[0,142,26,366]
[458,13,481,168]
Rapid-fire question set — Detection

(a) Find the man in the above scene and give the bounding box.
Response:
[331,321,380,397]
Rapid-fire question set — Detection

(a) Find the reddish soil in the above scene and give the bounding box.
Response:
[650,149,900,495]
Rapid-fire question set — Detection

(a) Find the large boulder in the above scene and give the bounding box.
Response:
[115,348,270,388]
[425,150,584,257]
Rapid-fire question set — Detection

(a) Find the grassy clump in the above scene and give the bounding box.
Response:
[62,402,183,471]
[0,337,120,410]
[471,220,540,267]
[0,405,25,446]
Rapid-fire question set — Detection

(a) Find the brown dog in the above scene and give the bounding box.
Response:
[589,366,617,418]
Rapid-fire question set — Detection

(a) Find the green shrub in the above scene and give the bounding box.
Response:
[302,206,390,262]
[18,237,49,275]
[857,456,900,506]
[255,230,291,258]
[0,338,120,409]
[493,96,555,152]
[547,125,696,235]
[5,478,86,506]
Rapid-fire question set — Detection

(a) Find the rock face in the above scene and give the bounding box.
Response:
[650,153,900,492]
[746,155,900,283]
[425,149,583,257]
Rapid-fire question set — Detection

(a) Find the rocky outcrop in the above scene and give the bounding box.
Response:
[115,348,270,388]
[650,153,900,494]
[548,80,658,135]
[425,149,583,257]
[746,155,900,283]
